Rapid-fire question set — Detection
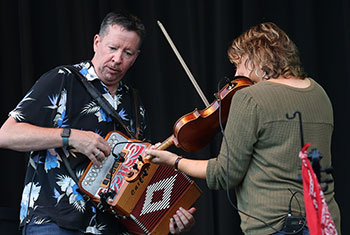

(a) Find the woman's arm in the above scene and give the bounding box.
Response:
[145,148,208,179]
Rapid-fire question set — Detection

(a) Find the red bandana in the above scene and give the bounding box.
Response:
[299,143,337,235]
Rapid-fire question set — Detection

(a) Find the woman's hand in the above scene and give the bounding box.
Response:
[145,144,179,167]
[146,143,208,179]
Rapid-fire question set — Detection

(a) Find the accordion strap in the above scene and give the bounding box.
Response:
[131,88,141,139]
[56,148,80,183]
[55,148,92,204]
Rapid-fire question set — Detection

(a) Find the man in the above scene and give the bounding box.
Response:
[0,11,195,234]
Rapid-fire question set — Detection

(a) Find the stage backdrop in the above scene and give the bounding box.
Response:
[1,0,348,234]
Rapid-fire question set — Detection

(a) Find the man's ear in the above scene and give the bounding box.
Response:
[93,34,100,52]
[130,50,140,66]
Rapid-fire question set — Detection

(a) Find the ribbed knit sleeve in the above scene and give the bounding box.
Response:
[206,89,259,189]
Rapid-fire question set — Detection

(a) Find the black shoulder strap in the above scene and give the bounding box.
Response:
[56,148,80,183]
[131,88,141,139]
[65,65,136,139]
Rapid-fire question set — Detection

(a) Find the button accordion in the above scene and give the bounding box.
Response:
[78,131,201,234]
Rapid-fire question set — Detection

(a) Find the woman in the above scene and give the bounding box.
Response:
[146,22,341,234]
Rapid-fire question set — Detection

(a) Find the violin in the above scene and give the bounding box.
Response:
[125,76,252,182]
[171,76,252,152]
[124,21,253,182]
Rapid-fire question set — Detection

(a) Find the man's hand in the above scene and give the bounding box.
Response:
[170,207,196,234]
[69,129,111,166]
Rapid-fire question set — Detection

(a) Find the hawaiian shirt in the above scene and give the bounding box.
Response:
[11,61,150,234]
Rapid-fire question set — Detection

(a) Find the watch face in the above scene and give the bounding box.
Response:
[62,128,71,137]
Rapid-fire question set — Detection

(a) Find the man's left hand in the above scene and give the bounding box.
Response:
[170,207,196,234]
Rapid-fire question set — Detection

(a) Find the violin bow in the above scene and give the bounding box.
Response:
[157,20,210,107]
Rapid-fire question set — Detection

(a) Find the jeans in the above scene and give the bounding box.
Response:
[22,220,86,235]
[272,226,309,235]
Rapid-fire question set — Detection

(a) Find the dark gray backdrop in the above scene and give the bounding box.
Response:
[1,0,348,234]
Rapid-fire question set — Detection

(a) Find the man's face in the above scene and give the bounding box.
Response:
[91,24,140,87]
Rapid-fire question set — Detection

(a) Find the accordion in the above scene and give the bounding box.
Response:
[78,131,201,234]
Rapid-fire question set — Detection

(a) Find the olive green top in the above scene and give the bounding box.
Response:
[206,78,341,234]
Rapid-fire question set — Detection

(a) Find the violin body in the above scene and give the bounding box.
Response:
[173,76,253,152]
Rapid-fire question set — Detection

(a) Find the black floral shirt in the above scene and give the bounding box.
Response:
[11,61,150,234]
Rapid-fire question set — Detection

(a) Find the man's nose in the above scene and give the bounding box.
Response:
[112,51,123,63]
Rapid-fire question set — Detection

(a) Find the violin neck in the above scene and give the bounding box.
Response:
[145,135,175,160]
[159,135,175,150]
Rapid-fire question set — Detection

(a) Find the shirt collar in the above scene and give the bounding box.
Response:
[74,61,129,93]
[76,61,99,81]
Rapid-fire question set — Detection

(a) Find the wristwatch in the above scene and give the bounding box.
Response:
[61,128,71,147]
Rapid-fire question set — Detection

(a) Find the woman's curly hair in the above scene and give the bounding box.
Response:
[228,22,307,79]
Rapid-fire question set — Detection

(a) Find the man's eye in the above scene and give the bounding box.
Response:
[124,51,133,58]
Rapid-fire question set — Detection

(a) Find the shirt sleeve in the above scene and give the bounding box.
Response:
[9,67,67,128]
[206,89,260,190]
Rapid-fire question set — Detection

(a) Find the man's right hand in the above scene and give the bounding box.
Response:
[69,129,111,166]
